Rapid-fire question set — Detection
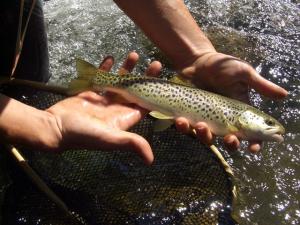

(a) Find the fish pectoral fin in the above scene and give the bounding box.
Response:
[153,119,174,132]
[149,111,174,120]
[227,123,239,133]
[76,58,98,78]
[169,74,195,87]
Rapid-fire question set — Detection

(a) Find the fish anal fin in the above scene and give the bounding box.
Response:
[149,111,174,120]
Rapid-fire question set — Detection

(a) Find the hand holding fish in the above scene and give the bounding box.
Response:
[0,53,163,165]
[1,0,287,160]
[46,91,153,165]
[177,51,288,152]
[45,53,164,165]
[114,0,288,152]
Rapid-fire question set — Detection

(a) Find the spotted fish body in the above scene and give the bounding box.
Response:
[72,59,285,143]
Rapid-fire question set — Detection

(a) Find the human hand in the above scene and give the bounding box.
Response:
[45,52,161,165]
[176,51,288,152]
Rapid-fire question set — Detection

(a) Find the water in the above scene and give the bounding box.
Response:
[11,0,300,224]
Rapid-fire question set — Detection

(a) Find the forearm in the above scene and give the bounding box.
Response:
[114,0,216,69]
[0,94,61,150]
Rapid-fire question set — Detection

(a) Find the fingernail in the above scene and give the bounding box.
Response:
[196,127,206,134]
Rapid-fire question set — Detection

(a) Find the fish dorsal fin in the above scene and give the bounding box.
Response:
[149,111,174,120]
[76,58,98,78]
[169,74,195,87]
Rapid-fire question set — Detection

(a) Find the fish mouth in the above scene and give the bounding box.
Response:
[266,127,285,143]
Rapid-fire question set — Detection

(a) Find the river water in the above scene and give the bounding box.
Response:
[42,0,299,224]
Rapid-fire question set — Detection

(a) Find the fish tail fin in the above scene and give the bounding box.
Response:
[67,58,98,95]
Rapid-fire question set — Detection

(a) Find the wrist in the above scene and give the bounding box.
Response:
[35,111,63,151]
[10,110,62,151]
[0,96,62,151]
[179,51,218,78]
[174,46,217,71]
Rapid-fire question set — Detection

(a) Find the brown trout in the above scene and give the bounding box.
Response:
[69,59,285,143]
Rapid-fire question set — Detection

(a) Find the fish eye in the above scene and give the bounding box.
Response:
[265,119,275,126]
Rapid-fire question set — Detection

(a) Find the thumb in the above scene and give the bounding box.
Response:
[248,69,288,99]
[113,130,154,165]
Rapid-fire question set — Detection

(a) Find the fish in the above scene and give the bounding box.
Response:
[0,59,285,143]
[70,59,285,143]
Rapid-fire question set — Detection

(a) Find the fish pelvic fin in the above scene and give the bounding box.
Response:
[149,111,174,132]
[67,59,98,95]
[227,123,239,133]
[149,111,174,120]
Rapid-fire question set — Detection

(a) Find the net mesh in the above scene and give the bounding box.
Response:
[0,87,236,225]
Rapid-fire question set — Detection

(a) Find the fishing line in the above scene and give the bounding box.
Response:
[11,0,37,77]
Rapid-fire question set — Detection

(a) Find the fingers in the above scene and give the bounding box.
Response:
[145,61,162,77]
[248,141,262,153]
[247,67,288,99]
[113,130,154,165]
[194,122,213,145]
[175,118,213,145]
[118,52,139,75]
[99,56,114,71]
[99,53,138,74]
[118,52,162,77]
[224,134,263,153]
[223,134,240,151]
[175,117,262,153]
[110,104,145,130]
[100,52,162,78]
[175,117,191,134]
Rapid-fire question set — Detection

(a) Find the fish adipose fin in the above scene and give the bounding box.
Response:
[68,59,98,95]
[149,111,174,132]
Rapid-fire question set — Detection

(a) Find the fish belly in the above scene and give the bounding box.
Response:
[104,83,231,136]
